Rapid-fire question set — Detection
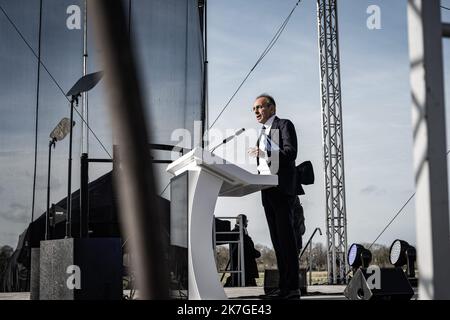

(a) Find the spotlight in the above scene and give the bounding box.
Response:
[348,243,372,270]
[345,242,415,300]
[389,240,416,279]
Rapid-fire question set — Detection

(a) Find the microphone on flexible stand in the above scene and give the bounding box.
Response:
[210,128,246,153]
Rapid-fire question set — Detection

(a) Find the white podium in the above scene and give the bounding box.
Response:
[167,148,277,300]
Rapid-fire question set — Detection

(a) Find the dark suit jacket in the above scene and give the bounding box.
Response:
[258,116,303,196]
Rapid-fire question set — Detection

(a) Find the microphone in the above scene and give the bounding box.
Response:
[234,128,246,136]
[210,128,246,153]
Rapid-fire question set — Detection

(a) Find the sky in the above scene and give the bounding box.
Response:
[1,0,450,251]
[209,0,416,248]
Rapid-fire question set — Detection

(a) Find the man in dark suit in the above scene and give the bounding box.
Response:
[248,94,301,300]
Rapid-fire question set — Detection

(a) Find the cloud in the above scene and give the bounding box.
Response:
[34,174,63,191]
[0,202,30,223]
[0,231,22,249]
[360,185,386,196]
[300,197,316,209]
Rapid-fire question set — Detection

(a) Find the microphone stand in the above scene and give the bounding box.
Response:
[209,129,245,153]
[210,136,234,153]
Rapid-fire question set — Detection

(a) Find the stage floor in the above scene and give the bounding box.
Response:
[0,285,347,300]
[0,285,418,300]
[225,285,347,300]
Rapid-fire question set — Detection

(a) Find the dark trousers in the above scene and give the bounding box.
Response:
[262,188,299,291]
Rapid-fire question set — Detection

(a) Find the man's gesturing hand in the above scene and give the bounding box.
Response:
[248,147,266,159]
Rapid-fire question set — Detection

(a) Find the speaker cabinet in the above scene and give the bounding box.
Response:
[30,248,40,300]
[263,268,307,295]
[39,238,122,300]
[344,268,414,300]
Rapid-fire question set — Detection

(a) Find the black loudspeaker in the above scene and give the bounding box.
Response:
[344,268,414,300]
[264,268,307,295]
[39,238,122,300]
[30,248,40,300]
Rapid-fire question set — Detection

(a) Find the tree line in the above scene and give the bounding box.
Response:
[216,242,392,272]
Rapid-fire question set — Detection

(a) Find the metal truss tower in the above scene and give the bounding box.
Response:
[317,0,348,284]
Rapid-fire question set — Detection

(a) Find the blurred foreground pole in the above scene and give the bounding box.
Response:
[90,0,168,299]
[407,0,450,300]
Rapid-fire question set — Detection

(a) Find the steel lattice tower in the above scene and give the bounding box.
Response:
[317,0,348,284]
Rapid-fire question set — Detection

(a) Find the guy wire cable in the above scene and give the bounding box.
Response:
[209,0,303,129]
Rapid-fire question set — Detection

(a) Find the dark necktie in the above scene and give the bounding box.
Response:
[256,127,264,170]
[258,126,271,168]
[262,126,272,157]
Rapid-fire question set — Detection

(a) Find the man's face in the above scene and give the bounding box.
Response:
[253,97,275,124]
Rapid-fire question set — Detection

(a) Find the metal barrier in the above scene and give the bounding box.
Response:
[213,215,245,287]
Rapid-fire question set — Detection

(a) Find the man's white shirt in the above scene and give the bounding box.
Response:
[257,115,280,175]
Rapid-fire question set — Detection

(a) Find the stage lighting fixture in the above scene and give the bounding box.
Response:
[46,118,75,240]
[65,71,103,238]
[348,243,372,270]
[389,240,416,279]
[50,117,73,142]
